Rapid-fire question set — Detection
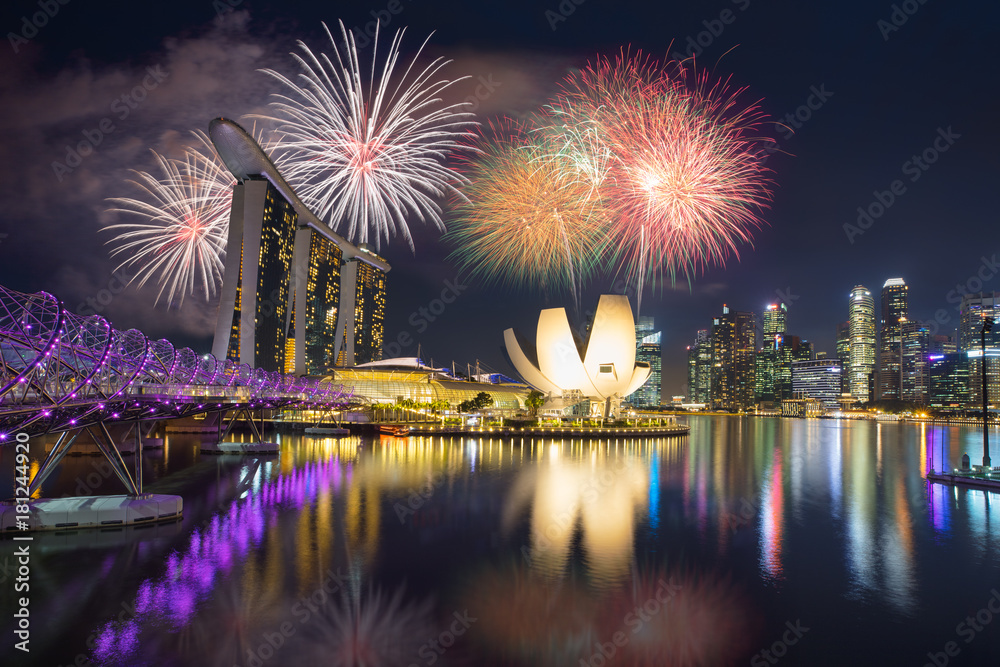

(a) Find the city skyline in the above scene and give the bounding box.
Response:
[0,1,996,401]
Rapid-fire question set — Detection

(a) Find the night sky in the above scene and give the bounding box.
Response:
[0,0,996,397]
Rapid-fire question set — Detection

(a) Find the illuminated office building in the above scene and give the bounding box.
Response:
[928,353,970,408]
[711,306,756,411]
[836,320,851,394]
[208,118,391,374]
[217,177,296,372]
[630,326,662,407]
[900,318,928,404]
[791,358,842,409]
[762,303,787,337]
[958,292,1000,408]
[848,285,876,402]
[336,254,387,366]
[687,329,712,404]
[878,278,908,400]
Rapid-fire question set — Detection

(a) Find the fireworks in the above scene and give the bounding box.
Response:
[260,21,476,251]
[445,122,610,293]
[452,51,773,296]
[104,131,234,306]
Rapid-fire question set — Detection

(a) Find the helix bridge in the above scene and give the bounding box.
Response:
[0,284,353,502]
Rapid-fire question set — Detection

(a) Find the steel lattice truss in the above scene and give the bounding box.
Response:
[0,284,353,441]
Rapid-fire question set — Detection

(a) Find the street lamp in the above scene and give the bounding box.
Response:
[981,316,994,468]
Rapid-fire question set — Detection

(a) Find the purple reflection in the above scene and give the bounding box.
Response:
[87,452,348,664]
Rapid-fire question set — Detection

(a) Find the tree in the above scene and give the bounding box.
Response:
[525,390,545,417]
[472,391,493,410]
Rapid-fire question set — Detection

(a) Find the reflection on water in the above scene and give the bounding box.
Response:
[2,418,1000,666]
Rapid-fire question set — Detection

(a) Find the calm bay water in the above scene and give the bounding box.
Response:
[2,416,999,666]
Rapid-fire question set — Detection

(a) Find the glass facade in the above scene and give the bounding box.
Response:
[878,278,908,400]
[711,306,756,411]
[791,358,843,409]
[327,367,528,410]
[304,232,342,373]
[928,353,970,408]
[849,285,876,402]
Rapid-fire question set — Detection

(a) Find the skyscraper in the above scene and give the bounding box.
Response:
[689,329,712,404]
[836,320,851,395]
[631,328,662,407]
[900,318,928,404]
[848,285,876,402]
[216,177,297,372]
[958,292,1000,409]
[711,306,756,411]
[208,118,391,374]
[762,303,787,338]
[290,227,342,375]
[878,277,908,400]
[755,303,785,404]
[336,253,388,366]
[792,358,843,409]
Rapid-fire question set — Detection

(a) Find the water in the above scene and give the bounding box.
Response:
[1,417,999,666]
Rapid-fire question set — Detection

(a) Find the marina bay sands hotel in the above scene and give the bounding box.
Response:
[208,118,388,374]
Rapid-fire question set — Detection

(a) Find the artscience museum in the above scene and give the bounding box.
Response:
[503,295,651,418]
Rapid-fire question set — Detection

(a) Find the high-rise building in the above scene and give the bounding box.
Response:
[217,177,297,373]
[209,118,391,374]
[848,285,876,402]
[336,253,387,366]
[774,334,812,400]
[711,306,756,411]
[762,303,787,338]
[791,358,843,409]
[836,320,851,395]
[755,304,786,404]
[929,334,957,356]
[688,329,712,404]
[631,329,662,407]
[878,278,908,400]
[290,228,342,374]
[958,292,1000,409]
[928,353,970,408]
[900,318,928,404]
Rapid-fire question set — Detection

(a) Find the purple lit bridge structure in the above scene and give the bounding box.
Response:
[0,285,354,498]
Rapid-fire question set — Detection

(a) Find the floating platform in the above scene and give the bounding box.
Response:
[201,441,279,454]
[304,427,350,436]
[0,494,183,532]
[928,470,1000,492]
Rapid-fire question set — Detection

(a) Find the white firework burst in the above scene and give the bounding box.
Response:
[104,131,234,306]
[259,20,477,251]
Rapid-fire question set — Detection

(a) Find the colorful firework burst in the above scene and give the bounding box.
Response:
[445,121,610,294]
[452,52,773,298]
[547,52,773,292]
[104,130,234,306]
[260,21,476,251]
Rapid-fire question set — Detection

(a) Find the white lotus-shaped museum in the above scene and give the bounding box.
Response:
[503,295,651,416]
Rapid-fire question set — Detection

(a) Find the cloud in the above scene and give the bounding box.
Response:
[0,10,287,343]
